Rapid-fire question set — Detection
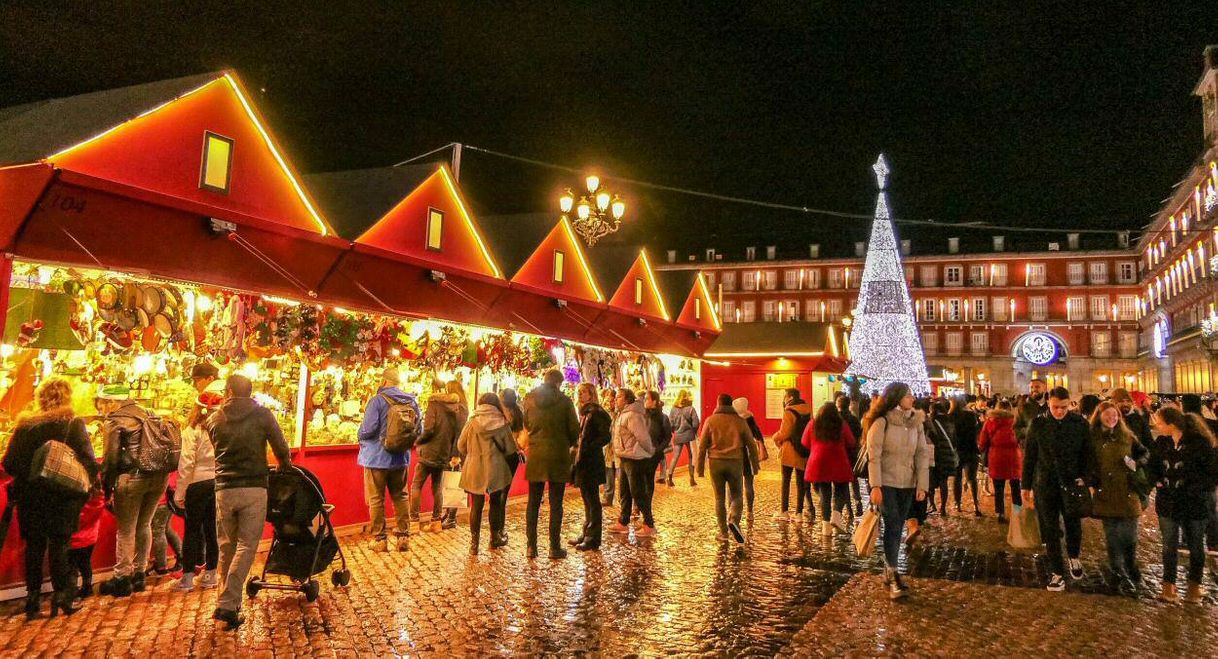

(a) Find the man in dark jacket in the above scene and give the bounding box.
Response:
[1022,386,1091,592]
[208,375,292,629]
[97,384,168,598]
[357,368,420,552]
[948,397,982,515]
[570,382,612,551]
[1014,378,1048,447]
[522,369,580,559]
[1110,388,1153,450]
[410,380,467,532]
[645,391,673,488]
[837,394,865,515]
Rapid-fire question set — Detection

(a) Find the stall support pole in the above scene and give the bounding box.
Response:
[0,255,13,335]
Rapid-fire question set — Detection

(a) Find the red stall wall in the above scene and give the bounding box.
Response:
[701,360,822,438]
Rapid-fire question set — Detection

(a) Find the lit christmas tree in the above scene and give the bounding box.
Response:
[845,155,931,395]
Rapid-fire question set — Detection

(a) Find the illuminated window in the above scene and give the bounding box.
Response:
[199,132,234,193]
[553,250,565,284]
[695,298,702,320]
[426,208,444,251]
[634,278,643,305]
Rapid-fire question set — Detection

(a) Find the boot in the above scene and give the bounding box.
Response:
[100,576,132,598]
[549,546,568,560]
[526,544,538,559]
[689,475,697,488]
[1158,582,1179,603]
[491,533,509,549]
[49,591,81,617]
[666,477,675,487]
[831,510,848,534]
[1185,581,1204,604]
[24,594,40,621]
[130,573,146,593]
[470,516,481,556]
[77,582,93,600]
[884,568,906,600]
[904,519,921,546]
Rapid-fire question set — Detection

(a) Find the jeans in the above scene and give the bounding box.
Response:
[1100,517,1139,579]
[993,479,1022,517]
[879,486,915,568]
[618,458,655,527]
[113,473,169,578]
[1205,489,1218,551]
[1160,516,1206,585]
[954,456,980,509]
[468,488,507,547]
[781,465,812,514]
[603,465,617,505]
[150,503,182,569]
[667,443,696,482]
[651,451,670,486]
[526,481,565,551]
[216,486,267,613]
[182,479,218,571]
[410,463,445,522]
[23,530,71,597]
[709,458,744,535]
[69,545,93,592]
[364,467,411,538]
[743,459,755,515]
[578,480,603,545]
[1034,484,1083,577]
[814,482,849,521]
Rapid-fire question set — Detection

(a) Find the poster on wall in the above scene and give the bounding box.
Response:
[765,373,797,419]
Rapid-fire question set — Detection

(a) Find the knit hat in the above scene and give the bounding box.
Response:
[97,384,130,401]
[732,397,752,418]
[197,380,225,410]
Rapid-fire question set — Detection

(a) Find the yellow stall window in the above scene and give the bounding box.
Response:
[426,208,444,251]
[199,132,234,193]
[553,250,565,284]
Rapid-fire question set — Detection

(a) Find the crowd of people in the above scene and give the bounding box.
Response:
[6,365,1217,630]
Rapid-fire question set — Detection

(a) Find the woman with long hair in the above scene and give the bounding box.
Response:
[803,402,856,537]
[459,392,518,554]
[1,378,97,618]
[1086,401,1148,595]
[496,387,525,546]
[1148,406,1218,603]
[666,388,700,487]
[865,382,930,600]
[978,398,1022,522]
[732,397,767,520]
[569,383,612,551]
[173,382,223,591]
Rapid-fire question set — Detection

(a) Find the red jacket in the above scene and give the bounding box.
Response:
[978,410,1022,481]
[803,421,856,484]
[70,492,107,549]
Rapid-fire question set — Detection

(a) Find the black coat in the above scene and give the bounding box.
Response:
[1,407,97,538]
[646,407,673,455]
[948,409,980,460]
[573,403,612,486]
[208,397,292,491]
[416,394,468,468]
[1123,410,1153,451]
[1022,412,1092,492]
[1147,431,1218,520]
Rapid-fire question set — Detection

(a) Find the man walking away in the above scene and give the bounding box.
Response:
[357,368,420,552]
[209,375,292,629]
[697,394,759,544]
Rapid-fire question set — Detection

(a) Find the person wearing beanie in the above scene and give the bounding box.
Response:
[174,380,224,591]
[732,397,767,519]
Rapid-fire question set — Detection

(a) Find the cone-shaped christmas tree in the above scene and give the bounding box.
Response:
[845,155,931,395]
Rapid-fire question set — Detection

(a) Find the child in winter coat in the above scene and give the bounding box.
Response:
[69,488,107,598]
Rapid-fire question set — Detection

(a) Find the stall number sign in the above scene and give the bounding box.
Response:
[765,373,798,419]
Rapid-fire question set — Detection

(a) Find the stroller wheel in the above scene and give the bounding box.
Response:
[246,577,261,599]
[303,580,320,602]
[331,569,351,587]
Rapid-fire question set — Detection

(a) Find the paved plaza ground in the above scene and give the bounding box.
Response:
[2,466,1217,657]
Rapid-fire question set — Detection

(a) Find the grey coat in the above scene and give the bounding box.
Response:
[457,404,517,495]
[866,408,931,491]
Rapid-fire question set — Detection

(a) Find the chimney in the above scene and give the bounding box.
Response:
[854,242,866,257]
[900,239,911,255]
[809,244,820,259]
[992,236,1005,252]
[947,237,959,254]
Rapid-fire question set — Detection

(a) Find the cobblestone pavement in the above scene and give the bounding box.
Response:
[0,467,1214,656]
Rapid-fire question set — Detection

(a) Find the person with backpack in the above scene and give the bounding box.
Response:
[97,384,176,598]
[357,368,420,553]
[208,374,292,630]
[411,380,467,533]
[2,378,96,619]
[666,389,700,487]
[644,391,673,487]
[771,388,813,518]
[837,394,865,516]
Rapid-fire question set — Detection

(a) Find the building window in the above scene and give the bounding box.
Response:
[1029,296,1048,321]
[1119,331,1137,358]
[1067,262,1085,286]
[846,267,861,289]
[921,266,938,287]
[945,332,963,355]
[552,250,565,283]
[947,299,962,321]
[740,301,756,322]
[762,270,778,290]
[921,299,937,321]
[904,266,914,285]
[1068,233,1080,250]
[762,301,776,322]
[634,278,644,305]
[721,271,737,291]
[722,300,737,322]
[944,266,962,286]
[1118,262,1136,283]
[199,131,235,194]
[807,269,820,289]
[1118,294,1137,320]
[855,242,867,257]
[783,269,800,290]
[1092,331,1112,357]
[1027,263,1046,286]
[968,265,985,286]
[425,208,444,251]
[784,300,800,321]
[971,297,987,321]
[829,269,844,289]
[1090,295,1110,321]
[970,332,989,355]
[1067,295,1085,321]
[992,296,1008,322]
[666,250,676,263]
[746,246,756,261]
[1089,261,1109,284]
[922,332,939,354]
[901,239,911,255]
[829,299,843,321]
[948,237,960,254]
[991,263,1008,286]
[742,271,757,291]
[993,236,1005,252]
[809,244,820,259]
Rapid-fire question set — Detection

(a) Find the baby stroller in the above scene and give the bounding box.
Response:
[246,465,350,602]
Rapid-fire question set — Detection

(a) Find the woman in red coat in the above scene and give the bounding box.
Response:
[803,403,856,537]
[977,399,1022,523]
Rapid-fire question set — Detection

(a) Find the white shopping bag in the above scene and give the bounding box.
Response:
[441,470,469,510]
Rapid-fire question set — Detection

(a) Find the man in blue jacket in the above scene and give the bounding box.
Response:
[358,368,419,552]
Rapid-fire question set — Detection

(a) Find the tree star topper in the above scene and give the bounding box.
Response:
[872,154,890,191]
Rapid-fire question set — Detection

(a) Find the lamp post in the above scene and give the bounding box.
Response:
[560,174,626,247]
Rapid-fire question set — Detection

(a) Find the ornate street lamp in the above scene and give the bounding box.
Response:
[561,174,625,247]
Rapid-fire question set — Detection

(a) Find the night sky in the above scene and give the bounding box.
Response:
[2,3,1217,251]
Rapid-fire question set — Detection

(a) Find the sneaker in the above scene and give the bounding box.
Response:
[442,517,458,530]
[213,607,245,630]
[830,511,849,534]
[608,522,630,534]
[728,522,745,544]
[1118,577,1138,597]
[369,537,388,552]
[428,520,443,533]
[1068,558,1084,580]
[1046,574,1066,592]
[636,525,658,537]
[130,574,146,593]
[395,535,410,552]
[885,569,907,600]
[199,570,219,589]
[174,573,195,591]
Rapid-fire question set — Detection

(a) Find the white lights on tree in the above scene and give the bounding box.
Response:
[845,154,931,395]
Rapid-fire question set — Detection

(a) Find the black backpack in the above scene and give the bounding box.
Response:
[380,394,421,454]
[789,408,812,458]
[120,412,181,473]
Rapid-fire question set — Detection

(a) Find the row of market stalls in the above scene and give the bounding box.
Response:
[0,70,720,592]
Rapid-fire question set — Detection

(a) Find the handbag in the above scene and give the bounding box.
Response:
[1007,504,1041,549]
[30,439,91,495]
[853,418,885,479]
[852,506,880,557]
[1059,476,1093,519]
[440,469,469,510]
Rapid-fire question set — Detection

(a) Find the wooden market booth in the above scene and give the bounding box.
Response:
[0,71,720,595]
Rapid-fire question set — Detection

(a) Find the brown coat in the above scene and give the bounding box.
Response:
[772,401,814,469]
[696,405,762,475]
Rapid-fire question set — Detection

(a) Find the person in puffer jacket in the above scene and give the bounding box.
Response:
[610,389,657,536]
[173,381,224,591]
[458,393,518,555]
